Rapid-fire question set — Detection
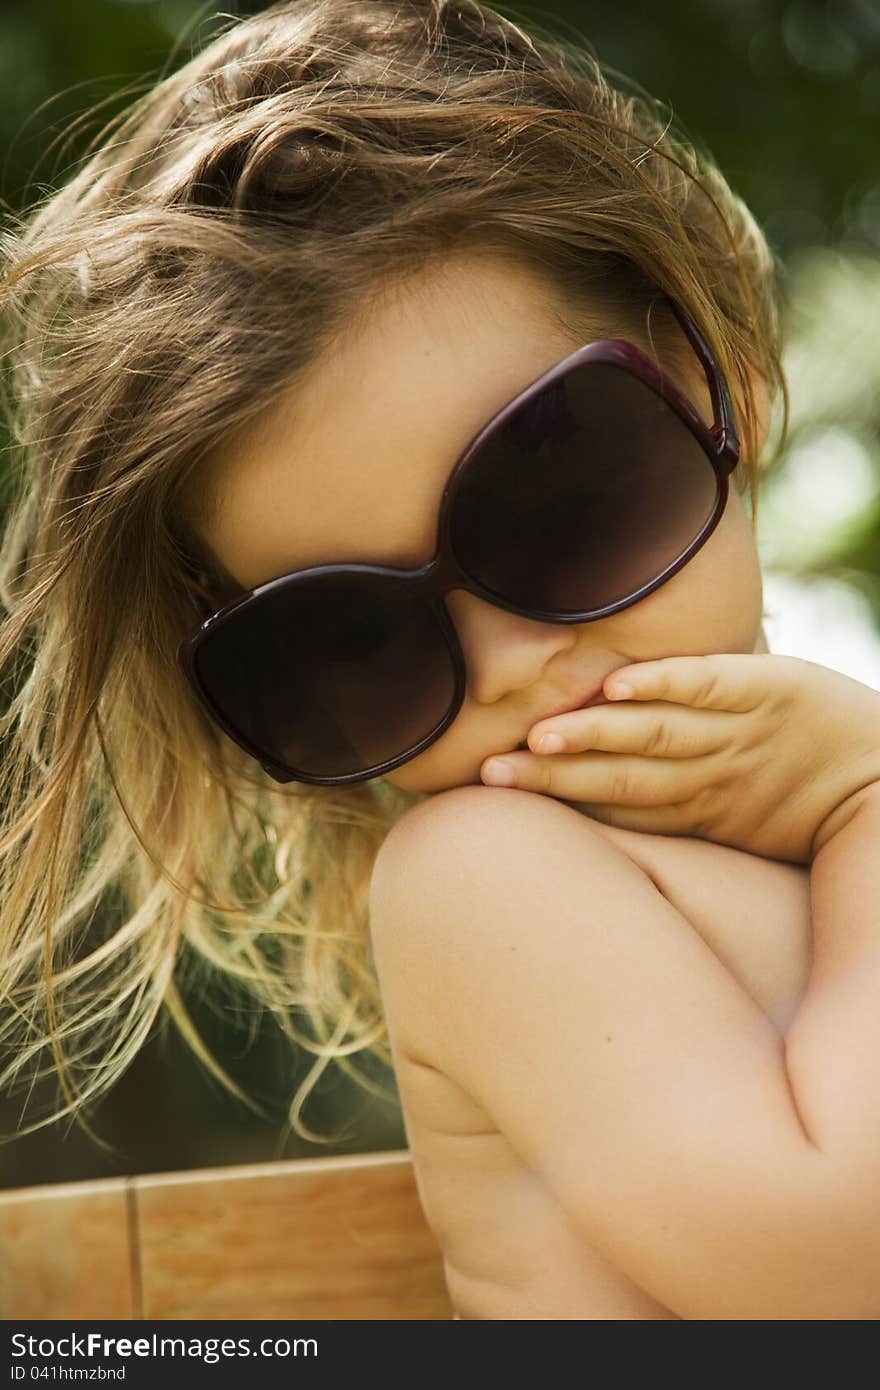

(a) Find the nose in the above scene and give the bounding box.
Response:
[443,587,577,706]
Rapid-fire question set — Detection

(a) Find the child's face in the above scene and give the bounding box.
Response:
[191,251,766,795]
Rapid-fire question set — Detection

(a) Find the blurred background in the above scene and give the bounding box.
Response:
[1,0,879,1187]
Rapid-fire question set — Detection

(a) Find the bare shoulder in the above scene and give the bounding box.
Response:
[369,784,688,1077]
[370,784,621,952]
[371,784,811,1047]
[371,786,579,958]
[373,782,607,870]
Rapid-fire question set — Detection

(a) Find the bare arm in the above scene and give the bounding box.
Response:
[370,785,880,1319]
[785,782,880,1179]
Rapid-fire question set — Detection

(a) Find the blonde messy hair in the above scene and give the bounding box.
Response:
[0,0,788,1144]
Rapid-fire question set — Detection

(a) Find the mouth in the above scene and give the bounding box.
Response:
[513,686,610,752]
[547,683,607,718]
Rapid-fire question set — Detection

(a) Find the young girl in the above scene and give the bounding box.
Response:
[2,0,879,1319]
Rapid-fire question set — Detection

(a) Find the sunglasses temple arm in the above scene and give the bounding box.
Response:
[663,296,740,465]
[184,585,213,621]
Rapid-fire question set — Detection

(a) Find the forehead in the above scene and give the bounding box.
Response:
[193,253,593,591]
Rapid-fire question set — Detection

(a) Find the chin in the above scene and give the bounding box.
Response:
[385,762,473,796]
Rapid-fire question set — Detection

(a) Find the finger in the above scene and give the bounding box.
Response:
[528,702,736,760]
[604,652,775,713]
[480,748,713,806]
[571,799,706,837]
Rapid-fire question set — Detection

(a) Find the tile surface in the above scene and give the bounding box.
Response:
[134,1152,453,1320]
[0,1179,134,1319]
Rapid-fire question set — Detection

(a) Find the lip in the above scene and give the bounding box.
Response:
[513,681,609,749]
[546,682,607,718]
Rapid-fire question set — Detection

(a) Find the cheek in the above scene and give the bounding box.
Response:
[381,697,489,792]
[382,758,432,792]
[381,725,474,793]
[678,489,763,643]
[712,485,762,584]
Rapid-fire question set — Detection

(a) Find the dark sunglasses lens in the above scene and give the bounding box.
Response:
[450,362,720,612]
[192,572,456,778]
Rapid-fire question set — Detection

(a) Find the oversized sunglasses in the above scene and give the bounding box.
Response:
[178,294,739,786]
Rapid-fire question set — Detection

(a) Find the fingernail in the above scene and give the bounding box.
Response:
[535,733,565,754]
[482,759,515,786]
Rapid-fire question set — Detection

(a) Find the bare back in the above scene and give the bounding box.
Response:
[370,791,812,1320]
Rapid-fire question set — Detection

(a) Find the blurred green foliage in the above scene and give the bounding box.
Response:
[0,0,878,1184]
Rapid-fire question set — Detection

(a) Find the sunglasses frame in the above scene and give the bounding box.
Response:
[177,293,740,786]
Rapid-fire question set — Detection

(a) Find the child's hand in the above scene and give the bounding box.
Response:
[480,653,880,863]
